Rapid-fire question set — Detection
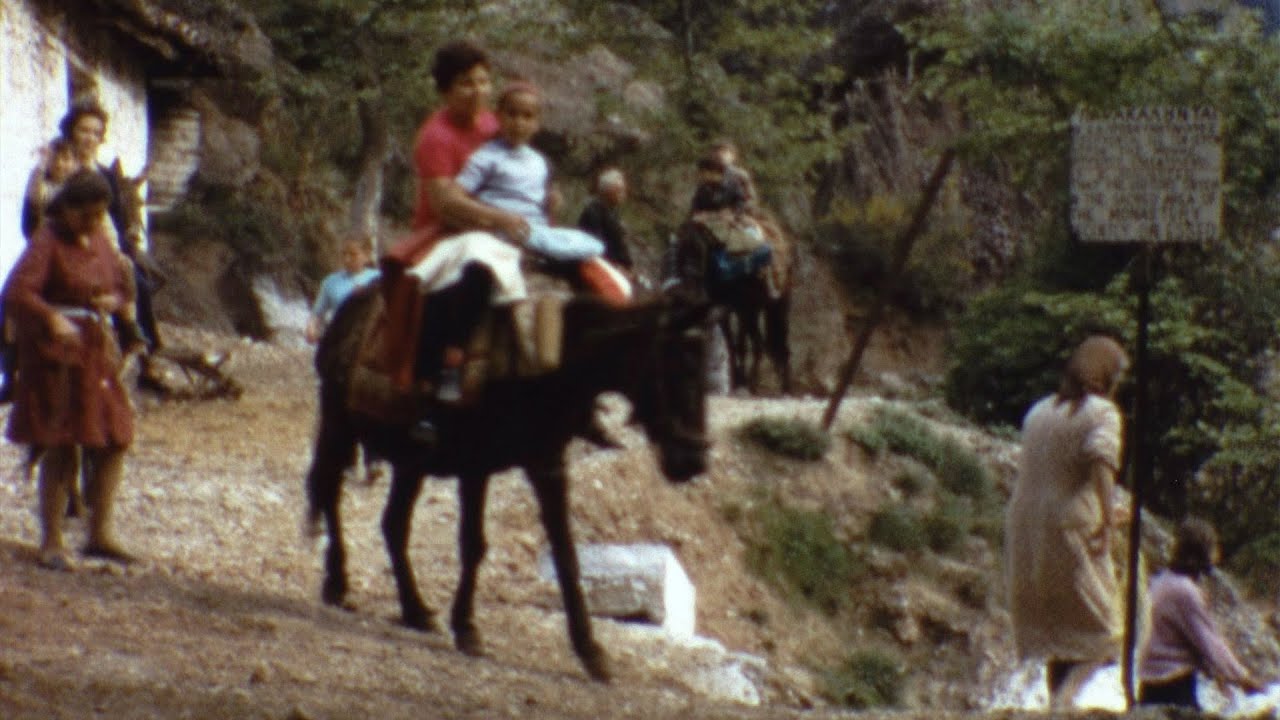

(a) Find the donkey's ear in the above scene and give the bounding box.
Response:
[133,163,150,183]
[109,158,123,175]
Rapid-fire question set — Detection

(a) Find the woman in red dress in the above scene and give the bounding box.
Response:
[5,170,139,570]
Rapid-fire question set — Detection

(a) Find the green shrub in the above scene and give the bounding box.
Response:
[816,197,972,319]
[893,463,934,497]
[868,504,926,553]
[873,408,948,467]
[871,408,992,501]
[1192,424,1280,555]
[743,501,861,613]
[822,649,904,709]
[737,416,831,461]
[937,449,992,501]
[966,499,1006,549]
[924,494,973,554]
[847,425,887,455]
[1228,533,1280,598]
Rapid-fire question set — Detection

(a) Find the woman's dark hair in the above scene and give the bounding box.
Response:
[432,41,489,93]
[58,100,110,139]
[49,169,112,212]
[1170,517,1217,576]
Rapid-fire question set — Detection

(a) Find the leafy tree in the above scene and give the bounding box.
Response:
[244,0,868,266]
[914,1,1280,549]
[563,0,849,220]
[249,0,469,243]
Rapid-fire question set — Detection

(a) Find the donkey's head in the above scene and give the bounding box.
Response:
[629,297,711,482]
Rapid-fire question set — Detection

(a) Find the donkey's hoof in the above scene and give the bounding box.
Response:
[454,627,483,657]
[402,608,438,633]
[321,582,347,608]
[583,649,612,684]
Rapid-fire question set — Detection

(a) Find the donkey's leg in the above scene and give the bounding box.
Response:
[531,463,610,682]
[450,472,491,656]
[743,307,766,393]
[765,294,792,395]
[720,312,745,390]
[304,398,358,608]
[381,467,435,631]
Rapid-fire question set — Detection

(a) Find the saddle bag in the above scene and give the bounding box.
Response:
[693,209,768,255]
[348,296,425,423]
[347,293,568,421]
[710,244,773,287]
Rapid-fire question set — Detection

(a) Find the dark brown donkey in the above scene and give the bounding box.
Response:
[672,217,793,394]
[304,273,709,681]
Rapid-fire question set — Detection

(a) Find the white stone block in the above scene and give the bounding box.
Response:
[538,543,696,638]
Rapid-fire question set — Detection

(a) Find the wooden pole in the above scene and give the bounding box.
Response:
[1122,243,1153,709]
[822,148,955,430]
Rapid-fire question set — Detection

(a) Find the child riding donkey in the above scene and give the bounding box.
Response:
[688,141,794,300]
[375,43,630,440]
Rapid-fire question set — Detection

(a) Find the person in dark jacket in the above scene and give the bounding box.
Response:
[577,167,633,271]
[59,102,163,379]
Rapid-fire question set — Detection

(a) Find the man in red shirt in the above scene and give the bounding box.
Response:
[381,42,529,395]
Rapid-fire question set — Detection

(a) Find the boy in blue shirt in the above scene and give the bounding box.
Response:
[306,236,380,343]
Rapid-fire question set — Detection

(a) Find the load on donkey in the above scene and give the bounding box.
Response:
[672,144,793,395]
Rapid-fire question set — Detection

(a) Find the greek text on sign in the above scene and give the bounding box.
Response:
[1070,107,1222,244]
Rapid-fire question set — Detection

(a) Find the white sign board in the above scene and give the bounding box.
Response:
[1070,107,1222,244]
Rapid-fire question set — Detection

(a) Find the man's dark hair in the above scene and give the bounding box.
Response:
[1170,517,1217,576]
[432,42,489,93]
[49,169,112,211]
[697,154,726,173]
[58,100,110,139]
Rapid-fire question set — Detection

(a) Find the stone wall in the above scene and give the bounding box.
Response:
[147,106,201,211]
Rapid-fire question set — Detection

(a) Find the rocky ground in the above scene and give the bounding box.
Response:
[0,323,1272,720]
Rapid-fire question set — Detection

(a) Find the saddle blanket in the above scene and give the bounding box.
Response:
[349,293,568,422]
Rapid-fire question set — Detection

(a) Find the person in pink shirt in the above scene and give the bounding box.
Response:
[1138,518,1266,709]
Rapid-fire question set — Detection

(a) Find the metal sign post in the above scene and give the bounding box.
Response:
[1069,106,1222,708]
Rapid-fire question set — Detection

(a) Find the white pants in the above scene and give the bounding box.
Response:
[405,231,527,304]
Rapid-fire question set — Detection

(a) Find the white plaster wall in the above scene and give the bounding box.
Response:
[0,1,68,284]
[83,28,149,178]
[1,1,151,281]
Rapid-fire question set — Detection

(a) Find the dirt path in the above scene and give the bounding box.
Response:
[0,325,1195,720]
